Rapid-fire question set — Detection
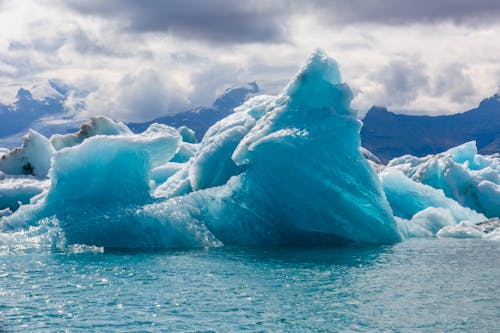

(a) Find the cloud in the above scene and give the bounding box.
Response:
[0,0,499,119]
[63,0,500,46]
[82,69,190,122]
[306,0,500,26]
[64,0,289,44]
[433,64,477,104]
[374,59,430,106]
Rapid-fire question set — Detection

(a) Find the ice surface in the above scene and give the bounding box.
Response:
[436,221,485,238]
[50,116,132,150]
[177,126,198,144]
[386,141,500,218]
[380,169,486,223]
[0,130,54,178]
[0,176,49,212]
[150,162,185,186]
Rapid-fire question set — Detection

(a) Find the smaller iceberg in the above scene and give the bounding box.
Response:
[386,141,500,218]
[50,116,132,150]
[0,130,54,178]
[381,142,500,239]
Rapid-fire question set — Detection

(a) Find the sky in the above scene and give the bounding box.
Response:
[0,0,499,121]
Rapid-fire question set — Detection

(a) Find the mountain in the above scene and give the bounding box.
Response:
[128,82,259,141]
[0,81,259,148]
[0,80,87,148]
[361,94,500,163]
[0,81,67,138]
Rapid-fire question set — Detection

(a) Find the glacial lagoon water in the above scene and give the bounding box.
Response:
[1,238,499,332]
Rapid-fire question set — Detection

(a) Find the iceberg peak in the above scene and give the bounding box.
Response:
[283,49,353,116]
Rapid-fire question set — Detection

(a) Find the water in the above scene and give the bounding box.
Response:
[1,238,499,332]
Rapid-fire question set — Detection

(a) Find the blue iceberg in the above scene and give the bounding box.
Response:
[1,50,498,249]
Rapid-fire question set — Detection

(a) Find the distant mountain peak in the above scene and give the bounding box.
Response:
[212,82,259,111]
[15,88,33,102]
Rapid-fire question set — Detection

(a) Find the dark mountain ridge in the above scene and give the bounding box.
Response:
[361,94,500,163]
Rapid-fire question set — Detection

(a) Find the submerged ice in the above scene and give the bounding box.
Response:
[0,50,499,249]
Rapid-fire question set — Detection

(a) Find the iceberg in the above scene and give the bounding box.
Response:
[1,50,498,249]
[50,116,132,150]
[380,143,500,239]
[386,142,500,218]
[0,50,402,248]
[0,129,54,178]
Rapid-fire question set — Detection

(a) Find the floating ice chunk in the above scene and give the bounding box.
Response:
[0,125,201,248]
[50,116,132,150]
[484,228,500,241]
[380,169,486,223]
[409,207,456,234]
[475,217,500,233]
[385,141,500,218]
[436,221,485,238]
[0,130,54,178]
[431,216,500,240]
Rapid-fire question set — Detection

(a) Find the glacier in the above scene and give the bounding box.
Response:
[0,50,499,250]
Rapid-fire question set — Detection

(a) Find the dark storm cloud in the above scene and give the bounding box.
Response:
[63,0,288,43]
[63,0,500,44]
[307,0,500,26]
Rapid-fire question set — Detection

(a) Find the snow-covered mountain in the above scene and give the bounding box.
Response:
[0,81,259,148]
[0,80,85,149]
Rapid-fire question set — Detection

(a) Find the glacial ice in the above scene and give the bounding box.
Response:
[380,169,486,223]
[386,141,500,218]
[436,221,486,239]
[0,50,403,248]
[0,177,48,212]
[50,116,132,150]
[177,126,198,144]
[0,129,54,178]
[0,50,499,249]
[380,142,500,239]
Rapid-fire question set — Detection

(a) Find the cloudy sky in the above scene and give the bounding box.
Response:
[0,0,499,121]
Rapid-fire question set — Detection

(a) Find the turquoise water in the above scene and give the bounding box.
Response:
[1,239,499,332]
